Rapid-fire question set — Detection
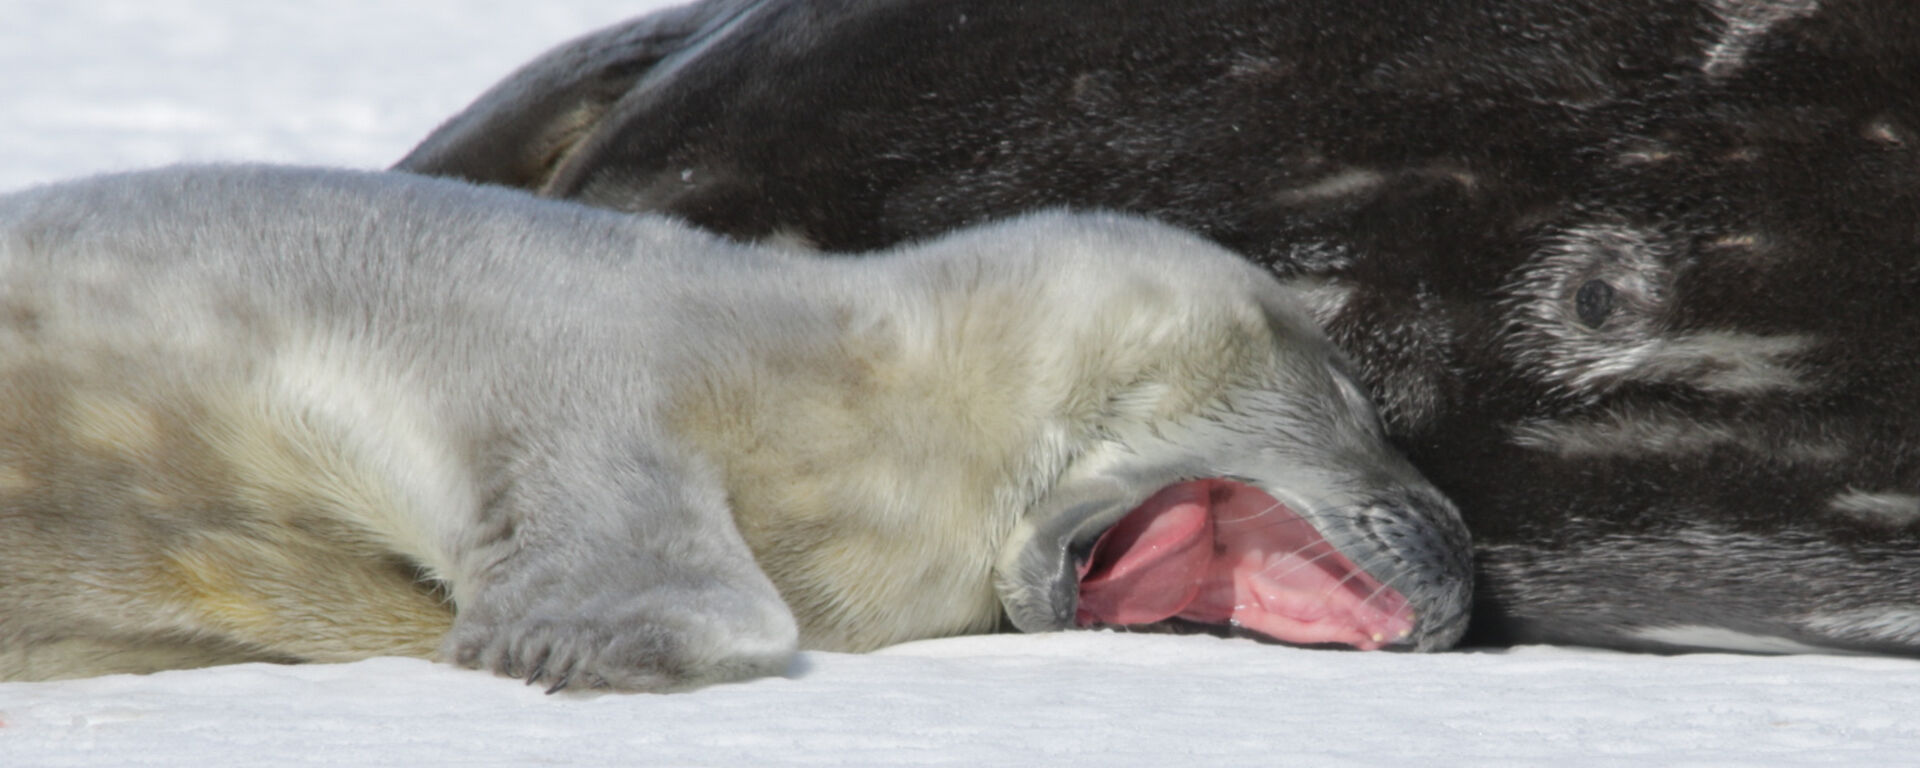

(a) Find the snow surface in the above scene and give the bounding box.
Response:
[4,3,1920,766]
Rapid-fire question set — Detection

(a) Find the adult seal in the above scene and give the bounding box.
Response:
[0,166,1470,689]
[396,0,1920,655]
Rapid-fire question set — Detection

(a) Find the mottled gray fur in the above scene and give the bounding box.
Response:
[387,0,1920,656]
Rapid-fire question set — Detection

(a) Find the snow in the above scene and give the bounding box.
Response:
[11,634,1920,767]
[4,3,1920,766]
[0,1,649,192]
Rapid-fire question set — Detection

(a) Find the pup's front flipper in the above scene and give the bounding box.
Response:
[442,439,797,692]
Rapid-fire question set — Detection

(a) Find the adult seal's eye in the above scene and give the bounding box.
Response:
[1574,279,1614,328]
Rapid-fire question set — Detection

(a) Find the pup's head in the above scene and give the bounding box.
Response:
[981,214,1473,651]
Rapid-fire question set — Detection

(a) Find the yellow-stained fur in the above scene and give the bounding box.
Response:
[0,166,1471,690]
[0,354,452,679]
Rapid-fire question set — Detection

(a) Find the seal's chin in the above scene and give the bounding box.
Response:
[1073,479,1415,650]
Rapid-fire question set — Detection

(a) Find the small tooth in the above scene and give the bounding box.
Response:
[1397,628,1412,639]
[1370,633,1385,643]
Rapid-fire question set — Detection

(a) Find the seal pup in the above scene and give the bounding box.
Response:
[0,165,1470,690]
[396,0,1920,655]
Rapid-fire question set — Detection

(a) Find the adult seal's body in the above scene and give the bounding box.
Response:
[0,166,1469,689]
[396,0,1920,655]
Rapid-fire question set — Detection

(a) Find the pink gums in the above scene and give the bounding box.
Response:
[1074,478,1414,649]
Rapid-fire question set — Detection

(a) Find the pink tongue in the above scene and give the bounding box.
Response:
[1074,479,1415,650]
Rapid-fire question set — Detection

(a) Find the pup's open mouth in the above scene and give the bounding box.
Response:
[1075,478,1415,649]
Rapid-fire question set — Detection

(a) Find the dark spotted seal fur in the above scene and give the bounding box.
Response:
[0,165,1470,688]
[398,0,1920,654]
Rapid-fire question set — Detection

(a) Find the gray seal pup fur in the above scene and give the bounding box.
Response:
[0,165,1470,690]
[397,0,1920,656]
